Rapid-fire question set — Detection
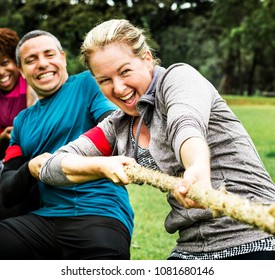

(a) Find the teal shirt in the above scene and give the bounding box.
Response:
[11,71,134,236]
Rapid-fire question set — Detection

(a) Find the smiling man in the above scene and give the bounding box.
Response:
[0,30,134,260]
[16,32,68,98]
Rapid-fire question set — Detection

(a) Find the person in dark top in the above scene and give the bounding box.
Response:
[0,27,37,219]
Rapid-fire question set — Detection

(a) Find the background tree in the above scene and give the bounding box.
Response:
[1,0,274,95]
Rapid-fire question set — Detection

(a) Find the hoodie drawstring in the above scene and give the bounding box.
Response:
[133,105,149,160]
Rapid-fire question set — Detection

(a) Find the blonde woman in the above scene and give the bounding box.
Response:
[37,19,275,260]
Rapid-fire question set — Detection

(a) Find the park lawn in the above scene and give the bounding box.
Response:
[127,103,275,260]
[127,184,177,260]
[230,105,275,180]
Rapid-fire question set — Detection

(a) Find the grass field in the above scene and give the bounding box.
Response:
[127,96,275,260]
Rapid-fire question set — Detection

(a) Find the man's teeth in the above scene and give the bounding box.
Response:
[120,92,134,101]
[39,72,54,79]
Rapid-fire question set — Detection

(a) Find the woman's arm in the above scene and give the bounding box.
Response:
[60,154,135,185]
[38,123,135,186]
[39,153,136,186]
[28,152,52,179]
[173,136,212,208]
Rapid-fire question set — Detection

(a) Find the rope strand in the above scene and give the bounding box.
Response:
[124,164,275,234]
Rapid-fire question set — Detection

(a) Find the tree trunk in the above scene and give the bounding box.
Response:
[247,50,258,96]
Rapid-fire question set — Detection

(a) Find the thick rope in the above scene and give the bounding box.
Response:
[124,164,275,234]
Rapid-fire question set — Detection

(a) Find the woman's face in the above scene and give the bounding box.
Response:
[0,56,20,93]
[89,43,154,116]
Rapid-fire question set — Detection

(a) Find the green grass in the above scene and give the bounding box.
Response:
[127,97,275,260]
[127,185,177,260]
[230,105,275,180]
[223,95,275,106]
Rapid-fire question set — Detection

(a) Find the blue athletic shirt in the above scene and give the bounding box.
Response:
[10,70,134,236]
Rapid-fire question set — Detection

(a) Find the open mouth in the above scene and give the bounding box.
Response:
[0,76,10,83]
[119,91,135,104]
[37,72,54,80]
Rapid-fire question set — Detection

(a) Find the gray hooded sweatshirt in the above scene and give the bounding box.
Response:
[40,63,275,253]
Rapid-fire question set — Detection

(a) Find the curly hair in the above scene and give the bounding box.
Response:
[0,28,19,62]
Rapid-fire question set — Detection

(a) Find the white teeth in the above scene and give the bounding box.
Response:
[38,72,54,79]
[120,92,134,101]
[0,76,9,83]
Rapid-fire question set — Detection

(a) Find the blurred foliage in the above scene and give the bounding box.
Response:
[1,0,274,94]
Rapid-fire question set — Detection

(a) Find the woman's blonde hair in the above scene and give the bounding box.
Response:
[80,19,159,69]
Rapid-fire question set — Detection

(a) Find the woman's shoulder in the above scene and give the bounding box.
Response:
[160,63,205,86]
[98,109,129,130]
[166,63,199,74]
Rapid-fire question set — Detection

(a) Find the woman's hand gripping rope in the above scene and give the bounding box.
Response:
[124,164,275,235]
